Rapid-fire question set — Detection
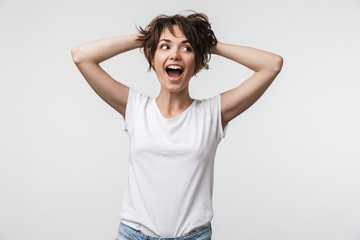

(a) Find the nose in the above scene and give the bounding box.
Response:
[169,48,181,60]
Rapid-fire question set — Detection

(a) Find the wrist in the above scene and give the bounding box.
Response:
[134,33,144,49]
[210,41,221,55]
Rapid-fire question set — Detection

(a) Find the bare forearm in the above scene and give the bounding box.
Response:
[211,42,283,73]
[71,34,142,64]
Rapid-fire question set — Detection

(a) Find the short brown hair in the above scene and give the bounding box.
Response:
[137,11,217,75]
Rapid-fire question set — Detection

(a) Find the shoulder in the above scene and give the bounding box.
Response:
[128,88,151,105]
[192,94,221,116]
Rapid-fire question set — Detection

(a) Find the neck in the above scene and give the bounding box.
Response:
[155,87,193,114]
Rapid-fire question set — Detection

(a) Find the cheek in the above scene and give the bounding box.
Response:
[152,59,160,71]
[152,54,166,67]
[188,55,196,66]
[186,58,196,73]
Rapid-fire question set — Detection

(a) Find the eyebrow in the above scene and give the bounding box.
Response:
[158,39,190,44]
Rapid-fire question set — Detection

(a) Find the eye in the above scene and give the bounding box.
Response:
[182,46,192,52]
[160,45,170,50]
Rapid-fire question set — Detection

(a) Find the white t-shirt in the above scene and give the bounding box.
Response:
[119,88,228,238]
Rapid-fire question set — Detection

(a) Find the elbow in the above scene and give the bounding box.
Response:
[71,47,83,64]
[272,55,283,73]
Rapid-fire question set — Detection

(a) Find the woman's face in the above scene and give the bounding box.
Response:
[151,25,196,93]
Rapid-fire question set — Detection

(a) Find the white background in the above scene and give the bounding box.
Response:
[1,0,360,239]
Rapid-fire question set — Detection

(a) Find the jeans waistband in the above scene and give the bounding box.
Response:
[118,222,212,240]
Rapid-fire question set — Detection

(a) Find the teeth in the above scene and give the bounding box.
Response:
[167,65,183,70]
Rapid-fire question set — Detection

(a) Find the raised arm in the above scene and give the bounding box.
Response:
[211,42,283,128]
[71,34,142,116]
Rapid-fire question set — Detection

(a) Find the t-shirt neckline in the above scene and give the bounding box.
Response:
[152,97,196,121]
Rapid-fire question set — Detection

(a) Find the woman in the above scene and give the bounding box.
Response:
[72,11,283,240]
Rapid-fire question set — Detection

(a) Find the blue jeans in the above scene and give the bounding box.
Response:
[115,222,212,240]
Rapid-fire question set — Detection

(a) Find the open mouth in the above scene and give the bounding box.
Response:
[165,65,184,80]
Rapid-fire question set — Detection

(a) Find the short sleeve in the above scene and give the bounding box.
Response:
[120,87,149,132]
[120,87,137,132]
[217,93,229,141]
[209,94,228,142]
